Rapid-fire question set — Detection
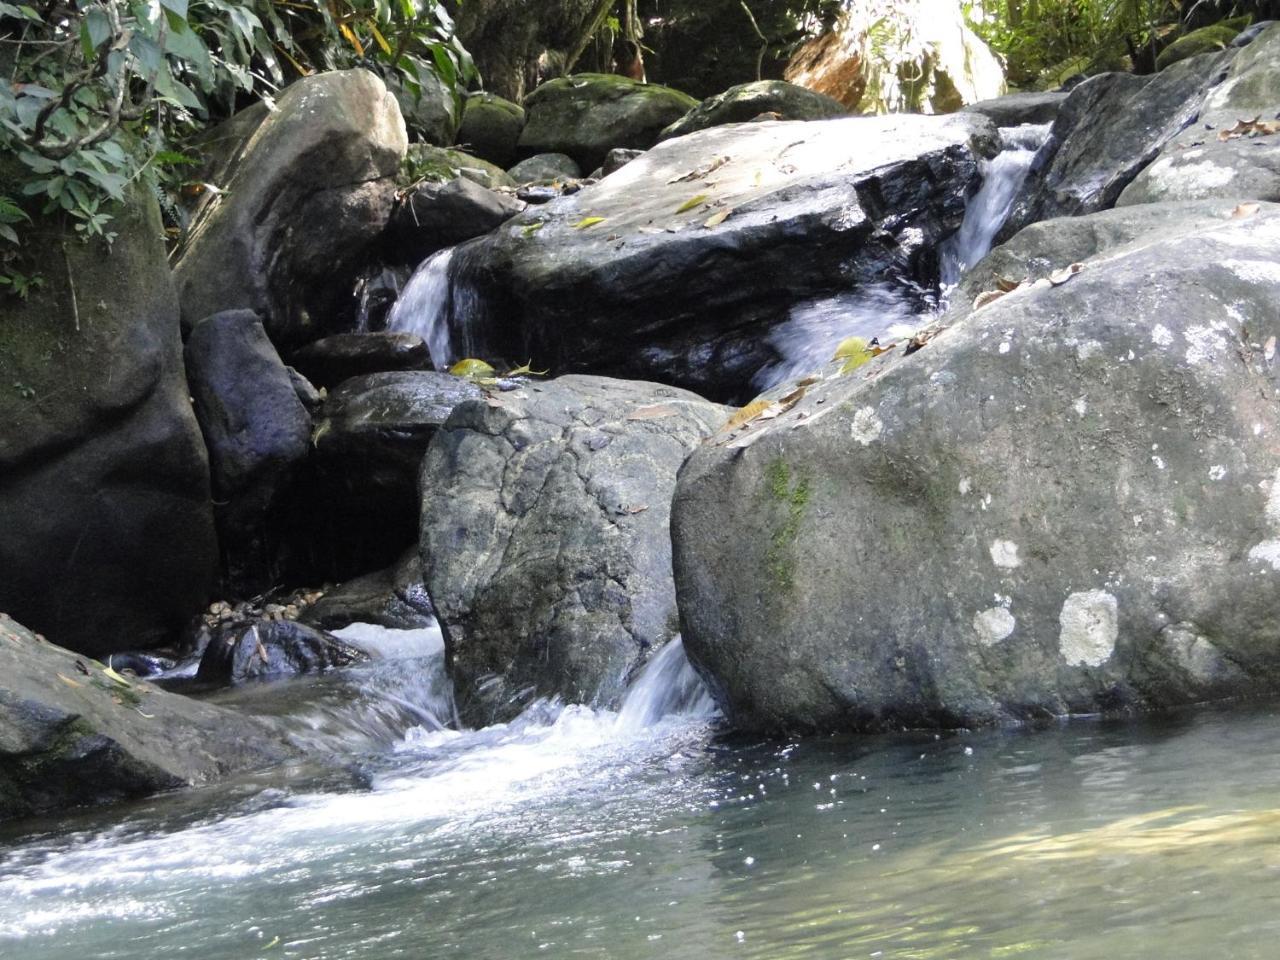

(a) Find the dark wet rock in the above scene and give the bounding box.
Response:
[385,177,523,266]
[174,69,408,347]
[602,148,644,176]
[185,310,312,596]
[289,332,430,388]
[195,619,365,687]
[302,551,435,632]
[1234,20,1277,46]
[420,375,726,724]
[405,143,516,191]
[287,367,324,411]
[0,185,216,657]
[961,91,1067,127]
[449,113,996,402]
[507,152,582,183]
[658,80,846,141]
[517,74,698,171]
[457,91,526,168]
[0,614,300,822]
[1120,25,1280,206]
[516,184,561,204]
[300,372,483,578]
[672,209,1280,733]
[1001,53,1233,238]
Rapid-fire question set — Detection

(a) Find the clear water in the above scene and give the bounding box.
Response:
[386,248,456,369]
[5,624,1280,960]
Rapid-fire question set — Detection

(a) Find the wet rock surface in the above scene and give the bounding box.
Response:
[450,112,996,402]
[301,551,435,632]
[195,619,365,687]
[673,211,1280,732]
[289,332,431,389]
[0,614,300,822]
[420,375,726,723]
[385,177,524,266]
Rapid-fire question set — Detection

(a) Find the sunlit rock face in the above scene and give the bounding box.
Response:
[673,210,1280,733]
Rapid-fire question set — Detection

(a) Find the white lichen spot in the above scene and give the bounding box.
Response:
[1222,258,1280,287]
[1255,423,1264,437]
[1076,340,1103,361]
[1073,396,1087,418]
[850,407,883,446]
[1152,455,1166,470]
[1248,539,1280,571]
[1209,465,1227,481]
[1183,324,1230,366]
[1151,324,1174,347]
[998,341,1011,355]
[1266,468,1280,526]
[974,607,1016,646]
[1145,159,1236,198]
[958,477,972,495]
[1058,590,1119,667]
[981,493,993,511]
[990,540,1021,569]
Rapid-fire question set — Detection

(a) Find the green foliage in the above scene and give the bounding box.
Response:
[967,0,1182,87]
[0,0,474,294]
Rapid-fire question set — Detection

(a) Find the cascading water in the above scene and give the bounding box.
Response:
[938,122,1053,286]
[755,123,1053,392]
[385,248,457,369]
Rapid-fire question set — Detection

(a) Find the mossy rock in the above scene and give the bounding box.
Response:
[1157,20,1249,71]
[659,80,847,141]
[518,73,698,171]
[457,92,526,168]
[403,143,516,190]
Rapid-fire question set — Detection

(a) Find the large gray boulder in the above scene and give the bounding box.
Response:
[0,614,299,822]
[456,91,526,168]
[659,80,847,141]
[448,112,996,401]
[420,375,725,723]
[961,91,1067,127]
[1120,25,1280,206]
[1001,53,1232,237]
[0,187,216,657]
[185,310,312,596]
[673,209,1280,733]
[517,74,699,171]
[174,70,408,346]
[385,176,524,266]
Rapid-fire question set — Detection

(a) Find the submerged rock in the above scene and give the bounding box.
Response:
[673,210,1280,732]
[174,69,408,346]
[289,332,430,389]
[1002,53,1232,237]
[0,185,216,657]
[195,619,365,687]
[185,310,312,596]
[1121,25,1280,206]
[420,375,725,723]
[659,80,846,141]
[448,112,995,401]
[0,614,299,822]
[456,91,526,168]
[517,74,698,171]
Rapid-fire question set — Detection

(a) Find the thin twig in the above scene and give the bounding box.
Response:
[739,0,767,82]
[62,241,80,333]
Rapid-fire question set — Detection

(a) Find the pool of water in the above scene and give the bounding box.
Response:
[3,630,1280,960]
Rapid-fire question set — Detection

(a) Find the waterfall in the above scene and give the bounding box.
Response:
[755,122,1053,390]
[386,248,456,369]
[615,637,718,732]
[939,122,1053,286]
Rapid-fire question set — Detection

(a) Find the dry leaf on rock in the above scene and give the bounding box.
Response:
[676,194,709,214]
[1049,262,1084,285]
[1219,117,1280,141]
[704,208,733,228]
[627,403,679,420]
[1231,202,1261,219]
[573,216,606,229]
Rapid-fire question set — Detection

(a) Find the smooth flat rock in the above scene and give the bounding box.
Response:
[289,332,431,389]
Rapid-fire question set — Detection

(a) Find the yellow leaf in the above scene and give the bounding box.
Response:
[449,358,496,378]
[506,360,549,377]
[522,222,545,237]
[369,23,392,56]
[102,664,132,687]
[56,673,83,688]
[338,22,364,57]
[833,336,870,362]
[573,217,606,229]
[721,398,775,432]
[676,194,709,214]
[703,208,733,228]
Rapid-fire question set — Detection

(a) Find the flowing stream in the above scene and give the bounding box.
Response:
[4,625,1280,959]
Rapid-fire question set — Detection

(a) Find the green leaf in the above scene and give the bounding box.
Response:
[0,225,18,245]
[159,0,187,18]
[676,194,709,214]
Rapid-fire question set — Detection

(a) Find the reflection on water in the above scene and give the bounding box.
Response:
[3,667,1280,958]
